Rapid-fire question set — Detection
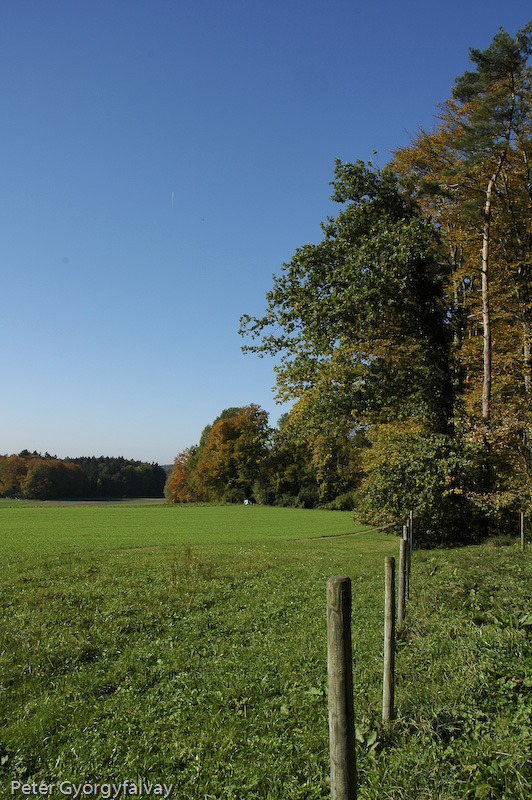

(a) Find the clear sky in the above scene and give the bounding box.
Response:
[2,0,529,465]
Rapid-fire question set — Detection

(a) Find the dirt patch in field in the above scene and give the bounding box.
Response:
[296,523,394,540]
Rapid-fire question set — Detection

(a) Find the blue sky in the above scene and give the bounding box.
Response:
[2,0,529,464]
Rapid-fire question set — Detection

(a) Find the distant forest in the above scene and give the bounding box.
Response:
[0,452,166,500]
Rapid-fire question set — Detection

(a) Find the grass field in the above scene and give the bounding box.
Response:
[1,501,531,799]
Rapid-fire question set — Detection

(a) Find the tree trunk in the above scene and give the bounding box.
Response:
[523,318,532,401]
[481,175,495,425]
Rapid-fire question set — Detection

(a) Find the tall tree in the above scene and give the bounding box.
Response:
[394,21,532,427]
[191,405,271,503]
[393,21,532,514]
[240,160,453,437]
[453,23,532,424]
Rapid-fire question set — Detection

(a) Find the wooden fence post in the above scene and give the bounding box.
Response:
[521,512,525,552]
[402,524,410,599]
[397,538,407,632]
[382,557,395,723]
[327,576,357,800]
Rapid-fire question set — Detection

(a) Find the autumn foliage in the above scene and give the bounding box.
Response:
[164,449,198,503]
[233,23,532,541]
[166,406,270,504]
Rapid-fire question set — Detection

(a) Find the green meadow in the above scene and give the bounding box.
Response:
[1,501,531,799]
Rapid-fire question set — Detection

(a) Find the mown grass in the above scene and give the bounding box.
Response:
[0,501,366,561]
[1,502,531,798]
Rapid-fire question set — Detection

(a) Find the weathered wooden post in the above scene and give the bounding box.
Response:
[397,538,407,632]
[402,524,410,600]
[408,511,414,577]
[521,512,525,552]
[382,557,395,723]
[327,576,357,800]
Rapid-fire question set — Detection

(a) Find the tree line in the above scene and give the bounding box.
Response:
[0,452,166,500]
[168,22,532,545]
[164,404,359,510]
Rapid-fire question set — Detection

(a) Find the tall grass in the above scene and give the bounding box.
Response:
[1,502,531,798]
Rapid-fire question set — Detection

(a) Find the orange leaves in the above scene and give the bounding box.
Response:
[164,449,198,504]
[166,406,271,504]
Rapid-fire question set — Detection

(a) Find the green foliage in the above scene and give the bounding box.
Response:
[254,428,319,508]
[70,456,166,498]
[237,21,532,531]
[392,19,532,524]
[240,160,453,435]
[453,22,532,119]
[22,459,85,500]
[237,159,458,521]
[168,24,532,530]
[0,454,167,500]
[354,425,481,545]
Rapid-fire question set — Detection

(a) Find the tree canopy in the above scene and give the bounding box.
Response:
[240,160,453,437]
[165,406,271,504]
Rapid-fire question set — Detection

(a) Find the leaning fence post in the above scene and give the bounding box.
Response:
[327,576,357,800]
[397,538,407,632]
[383,557,395,723]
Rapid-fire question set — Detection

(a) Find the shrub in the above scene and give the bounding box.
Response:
[353,425,482,545]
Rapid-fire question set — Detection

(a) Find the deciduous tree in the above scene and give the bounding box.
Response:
[240,161,453,435]
[164,448,198,503]
[190,405,271,503]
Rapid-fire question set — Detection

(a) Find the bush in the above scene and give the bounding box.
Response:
[295,487,319,508]
[324,491,356,511]
[353,425,482,545]
[222,487,246,504]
